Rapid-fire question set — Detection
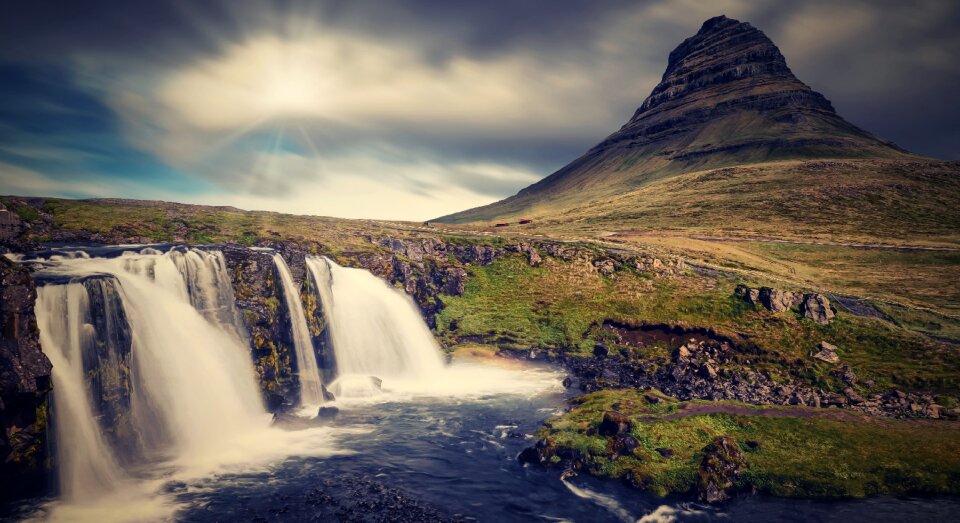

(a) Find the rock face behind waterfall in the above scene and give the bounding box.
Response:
[0,257,52,502]
[221,244,332,409]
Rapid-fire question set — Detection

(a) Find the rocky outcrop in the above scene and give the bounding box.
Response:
[0,206,24,243]
[697,436,746,503]
[802,294,835,324]
[812,341,840,364]
[512,328,945,420]
[0,257,52,502]
[758,288,803,313]
[220,244,333,411]
[736,285,835,324]
[357,237,501,328]
[597,411,631,437]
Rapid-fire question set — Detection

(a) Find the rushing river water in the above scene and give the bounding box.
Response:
[173,370,960,523]
[4,246,958,522]
[8,361,960,522]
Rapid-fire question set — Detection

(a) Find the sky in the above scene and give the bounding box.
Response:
[1,0,958,221]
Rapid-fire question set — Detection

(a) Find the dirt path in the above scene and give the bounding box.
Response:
[639,402,862,423]
[614,231,960,252]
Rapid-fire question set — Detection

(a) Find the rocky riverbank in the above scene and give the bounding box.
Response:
[516,388,960,503]
[0,257,52,503]
[504,330,954,421]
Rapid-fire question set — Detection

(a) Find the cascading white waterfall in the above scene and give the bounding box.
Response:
[171,249,249,342]
[34,247,270,504]
[272,254,324,407]
[36,284,127,501]
[305,256,444,397]
[307,256,562,400]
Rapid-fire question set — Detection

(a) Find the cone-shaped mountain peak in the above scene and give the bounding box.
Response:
[589,14,890,162]
[436,15,914,225]
[634,15,830,120]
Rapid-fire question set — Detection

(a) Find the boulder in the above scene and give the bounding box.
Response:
[597,411,631,437]
[317,406,340,418]
[613,435,640,456]
[759,287,802,313]
[836,365,857,386]
[527,248,542,267]
[593,343,609,358]
[517,444,544,465]
[655,447,674,458]
[802,294,835,324]
[700,364,718,380]
[321,384,337,402]
[812,341,840,364]
[843,387,865,405]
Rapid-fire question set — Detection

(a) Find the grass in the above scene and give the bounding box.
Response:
[539,389,960,499]
[436,253,960,395]
[436,255,657,353]
[751,243,960,315]
[437,158,960,248]
[11,197,411,256]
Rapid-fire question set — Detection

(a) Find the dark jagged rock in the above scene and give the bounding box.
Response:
[321,384,336,402]
[0,258,52,502]
[612,434,640,457]
[593,343,609,358]
[517,445,544,466]
[0,207,24,243]
[317,406,339,419]
[538,326,940,419]
[597,411,631,437]
[221,245,301,407]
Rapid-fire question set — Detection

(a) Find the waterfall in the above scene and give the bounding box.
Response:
[34,247,270,502]
[171,249,248,343]
[306,257,444,397]
[36,284,127,501]
[272,254,324,407]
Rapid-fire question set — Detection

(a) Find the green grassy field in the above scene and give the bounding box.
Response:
[437,253,960,395]
[538,389,960,499]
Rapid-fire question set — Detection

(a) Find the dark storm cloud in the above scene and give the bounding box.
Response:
[0,0,958,219]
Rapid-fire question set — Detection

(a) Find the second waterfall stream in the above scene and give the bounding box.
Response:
[305,256,559,400]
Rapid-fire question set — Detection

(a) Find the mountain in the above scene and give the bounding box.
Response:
[435,16,959,245]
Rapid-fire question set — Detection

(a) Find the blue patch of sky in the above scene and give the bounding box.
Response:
[0,63,213,197]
